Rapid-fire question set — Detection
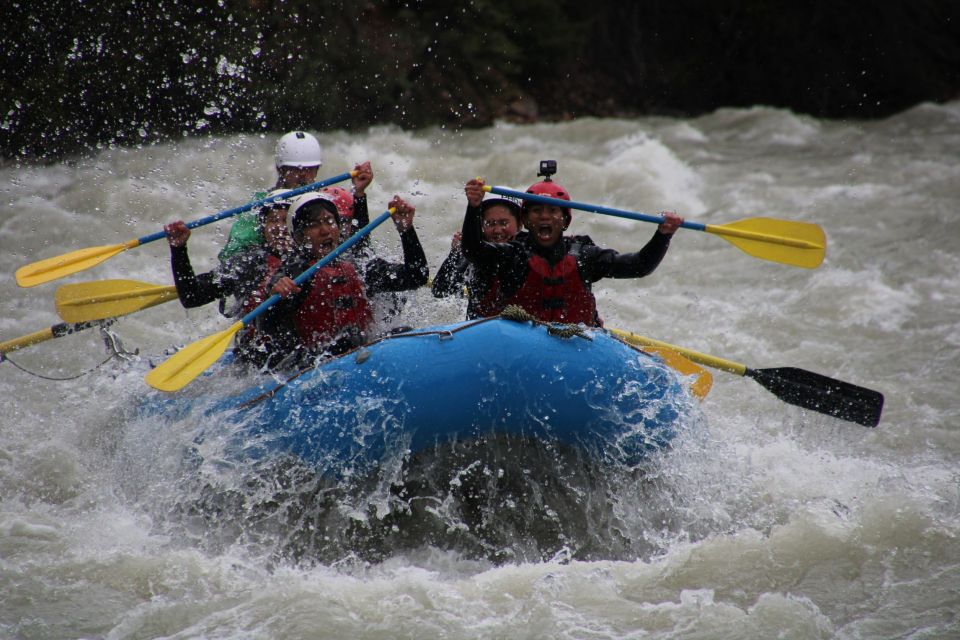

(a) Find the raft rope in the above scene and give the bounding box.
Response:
[1,321,139,381]
[498,305,592,341]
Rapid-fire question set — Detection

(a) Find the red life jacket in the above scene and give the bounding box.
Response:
[504,251,600,326]
[293,260,372,349]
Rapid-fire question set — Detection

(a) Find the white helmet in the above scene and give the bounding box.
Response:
[286,192,340,238]
[259,188,293,212]
[275,131,322,169]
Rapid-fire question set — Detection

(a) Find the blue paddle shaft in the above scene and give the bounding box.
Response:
[241,209,394,326]
[488,185,706,232]
[136,171,355,245]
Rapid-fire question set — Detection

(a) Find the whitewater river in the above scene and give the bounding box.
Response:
[2,103,958,638]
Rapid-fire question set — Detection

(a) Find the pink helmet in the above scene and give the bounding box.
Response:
[525,179,572,228]
[321,186,355,220]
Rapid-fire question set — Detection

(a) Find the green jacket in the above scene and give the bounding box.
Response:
[218,191,267,262]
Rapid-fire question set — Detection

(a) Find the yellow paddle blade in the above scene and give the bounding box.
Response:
[56,279,179,323]
[705,217,826,269]
[610,329,712,400]
[145,321,244,392]
[15,240,140,288]
[644,346,713,400]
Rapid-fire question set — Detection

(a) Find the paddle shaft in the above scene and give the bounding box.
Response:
[610,330,746,374]
[486,185,820,250]
[1,321,101,360]
[15,171,357,288]
[134,171,356,246]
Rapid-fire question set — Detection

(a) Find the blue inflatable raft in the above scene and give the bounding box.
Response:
[142,317,693,476]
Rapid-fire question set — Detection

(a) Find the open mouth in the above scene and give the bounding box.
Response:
[316,239,336,254]
[536,223,555,241]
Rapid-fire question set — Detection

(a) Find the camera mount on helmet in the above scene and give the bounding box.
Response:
[537,159,557,181]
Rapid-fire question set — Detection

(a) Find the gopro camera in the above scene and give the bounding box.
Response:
[537,159,557,179]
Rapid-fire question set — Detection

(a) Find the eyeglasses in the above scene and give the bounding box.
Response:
[482,219,513,229]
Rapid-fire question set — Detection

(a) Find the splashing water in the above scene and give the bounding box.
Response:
[2,103,959,638]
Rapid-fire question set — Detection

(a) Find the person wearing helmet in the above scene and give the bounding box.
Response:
[163,191,295,366]
[459,170,683,326]
[431,196,524,319]
[320,159,374,248]
[262,191,428,366]
[217,130,374,262]
[274,129,325,186]
[322,185,355,232]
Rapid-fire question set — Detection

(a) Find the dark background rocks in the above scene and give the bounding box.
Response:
[2,0,958,162]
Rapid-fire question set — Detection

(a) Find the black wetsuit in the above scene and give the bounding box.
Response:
[432,231,529,320]
[169,244,272,311]
[459,203,673,320]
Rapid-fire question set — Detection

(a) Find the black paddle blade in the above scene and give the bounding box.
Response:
[746,367,884,427]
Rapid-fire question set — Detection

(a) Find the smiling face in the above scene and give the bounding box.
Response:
[523,204,566,248]
[481,205,520,243]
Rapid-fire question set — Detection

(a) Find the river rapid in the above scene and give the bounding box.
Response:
[1,103,958,638]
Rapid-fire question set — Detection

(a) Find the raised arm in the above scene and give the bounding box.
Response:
[582,211,683,281]
[364,196,429,293]
[165,220,228,308]
[348,161,373,250]
[432,234,468,298]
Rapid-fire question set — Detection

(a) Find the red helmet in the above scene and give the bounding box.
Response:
[525,180,572,228]
[321,186,355,220]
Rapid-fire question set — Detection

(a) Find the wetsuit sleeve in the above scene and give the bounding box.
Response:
[364,228,430,294]
[581,231,673,282]
[459,204,486,262]
[431,249,468,298]
[349,193,371,252]
[170,245,227,308]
